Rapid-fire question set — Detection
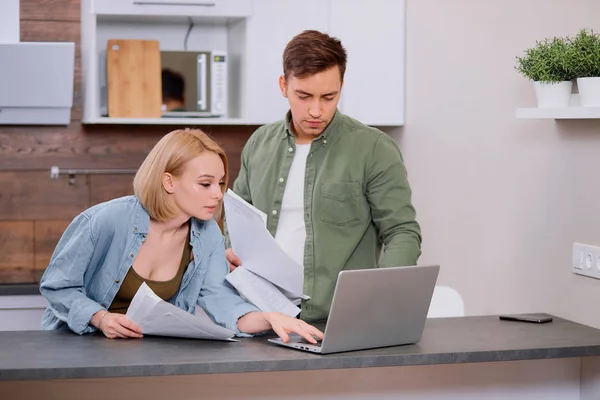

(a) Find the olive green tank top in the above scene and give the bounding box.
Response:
[109,237,193,314]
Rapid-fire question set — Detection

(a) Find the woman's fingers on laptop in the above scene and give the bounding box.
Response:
[298,323,324,342]
[265,312,323,343]
[272,326,290,343]
[309,325,324,340]
[265,312,295,342]
[287,321,323,345]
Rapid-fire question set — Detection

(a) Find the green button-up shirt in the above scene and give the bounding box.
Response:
[229,110,422,322]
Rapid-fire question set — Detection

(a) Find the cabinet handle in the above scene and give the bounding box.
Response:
[197,54,208,111]
[133,1,216,6]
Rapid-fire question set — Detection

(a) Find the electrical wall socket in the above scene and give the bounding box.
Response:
[572,242,600,280]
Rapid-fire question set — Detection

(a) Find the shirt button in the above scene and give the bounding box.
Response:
[288,147,294,152]
[129,253,134,258]
[142,234,147,238]
[133,227,137,233]
[272,210,278,215]
[115,279,120,284]
[279,177,284,183]
[323,139,327,144]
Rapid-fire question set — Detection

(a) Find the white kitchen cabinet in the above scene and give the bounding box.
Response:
[81,0,406,126]
[329,0,406,126]
[93,0,252,20]
[242,0,329,125]
[0,295,47,331]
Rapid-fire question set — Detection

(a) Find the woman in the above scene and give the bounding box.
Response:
[40,128,322,343]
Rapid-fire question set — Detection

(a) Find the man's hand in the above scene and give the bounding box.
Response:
[264,312,324,344]
[225,248,242,272]
[95,311,143,339]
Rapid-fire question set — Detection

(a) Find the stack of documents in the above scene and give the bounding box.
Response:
[126,282,237,341]
[224,189,309,317]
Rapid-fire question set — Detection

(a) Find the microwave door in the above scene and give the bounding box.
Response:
[196,53,210,112]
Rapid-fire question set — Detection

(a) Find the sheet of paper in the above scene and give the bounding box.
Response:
[224,190,308,299]
[226,266,301,318]
[226,188,267,227]
[125,282,238,341]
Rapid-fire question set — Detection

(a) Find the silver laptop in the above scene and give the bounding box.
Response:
[268,265,439,354]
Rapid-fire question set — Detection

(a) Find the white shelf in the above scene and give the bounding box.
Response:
[81,0,406,127]
[83,117,260,126]
[516,107,600,119]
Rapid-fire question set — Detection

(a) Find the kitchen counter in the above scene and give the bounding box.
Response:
[2,315,600,381]
[0,284,40,296]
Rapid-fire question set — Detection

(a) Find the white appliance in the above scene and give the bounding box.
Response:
[0,43,75,125]
[161,50,229,118]
[0,0,75,125]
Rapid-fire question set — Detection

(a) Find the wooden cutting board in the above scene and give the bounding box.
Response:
[106,39,162,118]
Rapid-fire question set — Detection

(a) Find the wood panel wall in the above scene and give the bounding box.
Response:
[0,0,257,284]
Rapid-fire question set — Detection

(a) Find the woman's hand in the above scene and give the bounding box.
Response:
[263,312,324,344]
[236,311,324,343]
[92,311,143,339]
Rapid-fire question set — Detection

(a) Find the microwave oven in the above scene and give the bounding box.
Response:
[160,50,228,118]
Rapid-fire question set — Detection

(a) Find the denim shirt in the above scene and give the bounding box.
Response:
[40,196,258,336]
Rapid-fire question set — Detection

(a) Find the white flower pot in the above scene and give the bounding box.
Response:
[533,81,573,108]
[576,77,600,107]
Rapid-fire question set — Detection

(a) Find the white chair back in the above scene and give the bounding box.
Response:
[427,285,465,318]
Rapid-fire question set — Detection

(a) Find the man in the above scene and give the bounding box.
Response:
[226,30,422,322]
[161,68,186,112]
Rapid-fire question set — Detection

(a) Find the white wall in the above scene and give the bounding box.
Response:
[387,0,600,328]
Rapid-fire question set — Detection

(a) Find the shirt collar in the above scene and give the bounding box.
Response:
[282,109,342,143]
[132,197,205,242]
[132,199,150,235]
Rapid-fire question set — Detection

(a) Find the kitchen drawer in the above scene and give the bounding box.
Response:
[0,295,47,331]
[93,0,252,19]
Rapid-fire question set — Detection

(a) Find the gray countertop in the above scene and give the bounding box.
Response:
[2,315,600,381]
[0,284,40,296]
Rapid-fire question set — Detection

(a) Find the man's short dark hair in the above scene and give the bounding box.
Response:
[161,68,185,102]
[283,30,347,81]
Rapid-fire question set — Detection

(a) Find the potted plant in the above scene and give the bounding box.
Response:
[515,37,574,108]
[567,29,600,107]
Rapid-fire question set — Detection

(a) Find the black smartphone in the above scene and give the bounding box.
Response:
[499,314,553,324]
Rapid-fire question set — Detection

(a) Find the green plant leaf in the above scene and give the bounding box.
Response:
[565,29,600,78]
[515,36,575,82]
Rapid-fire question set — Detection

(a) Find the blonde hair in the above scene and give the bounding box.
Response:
[133,128,229,222]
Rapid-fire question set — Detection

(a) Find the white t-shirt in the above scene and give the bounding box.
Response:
[275,143,311,274]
